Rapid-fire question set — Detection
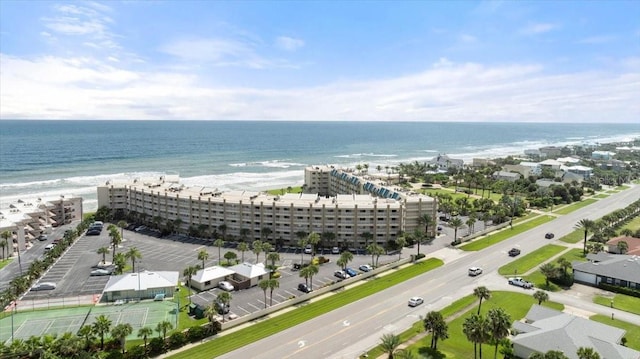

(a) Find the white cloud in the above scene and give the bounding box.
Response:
[459,34,477,43]
[275,36,305,51]
[1,53,638,123]
[578,35,615,44]
[520,23,558,35]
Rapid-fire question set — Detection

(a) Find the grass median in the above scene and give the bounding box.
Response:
[553,199,598,215]
[594,293,640,316]
[168,258,444,359]
[460,215,555,251]
[498,244,566,276]
[559,229,584,243]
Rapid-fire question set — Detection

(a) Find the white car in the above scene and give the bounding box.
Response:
[359,264,373,272]
[31,282,56,291]
[304,245,313,254]
[331,247,340,254]
[218,281,234,291]
[408,297,424,307]
[90,268,112,276]
[468,267,483,276]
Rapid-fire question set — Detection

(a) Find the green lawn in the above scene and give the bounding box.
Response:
[622,216,640,232]
[171,284,207,331]
[266,186,303,195]
[593,193,609,199]
[460,215,555,251]
[168,258,444,359]
[591,314,640,351]
[424,188,471,201]
[512,212,541,224]
[553,199,598,215]
[403,291,564,358]
[615,185,630,191]
[594,294,640,315]
[0,258,12,270]
[498,244,566,276]
[559,229,584,244]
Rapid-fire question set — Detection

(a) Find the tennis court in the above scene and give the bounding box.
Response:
[1,301,177,343]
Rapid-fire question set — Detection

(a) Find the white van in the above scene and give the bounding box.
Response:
[44,243,56,251]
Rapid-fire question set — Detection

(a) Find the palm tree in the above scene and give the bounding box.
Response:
[218,223,227,241]
[556,257,571,278]
[204,302,218,333]
[617,241,629,254]
[367,243,385,267]
[418,213,435,256]
[97,247,109,264]
[137,326,153,352]
[360,232,373,249]
[467,216,477,235]
[379,333,401,359]
[77,325,95,350]
[252,240,263,263]
[214,238,225,264]
[424,311,448,350]
[267,278,280,306]
[463,313,488,359]
[298,237,308,265]
[109,229,122,262]
[299,264,319,289]
[183,265,200,304]
[240,228,250,243]
[450,217,464,244]
[473,286,491,315]
[486,308,511,359]
[217,291,232,322]
[155,320,173,341]
[237,241,249,262]
[533,290,549,305]
[125,247,142,273]
[339,251,354,269]
[575,219,596,255]
[539,263,557,287]
[197,249,209,269]
[261,227,273,245]
[117,220,128,239]
[258,279,270,309]
[113,252,127,274]
[173,218,183,234]
[0,236,8,260]
[576,347,601,359]
[3,230,20,274]
[111,323,133,354]
[92,314,112,350]
[267,251,280,278]
[307,232,321,257]
[395,236,406,260]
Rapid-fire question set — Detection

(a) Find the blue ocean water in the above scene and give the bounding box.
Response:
[1,120,639,211]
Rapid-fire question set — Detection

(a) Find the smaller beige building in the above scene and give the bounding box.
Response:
[226,262,268,290]
[190,266,235,291]
[103,270,179,302]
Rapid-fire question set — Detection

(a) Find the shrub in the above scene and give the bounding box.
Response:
[414,253,426,260]
[168,331,187,349]
[148,337,166,355]
[124,346,146,359]
[105,350,124,359]
[598,283,640,298]
[187,325,207,342]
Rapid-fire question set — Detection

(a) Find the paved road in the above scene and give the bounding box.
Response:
[215,185,640,359]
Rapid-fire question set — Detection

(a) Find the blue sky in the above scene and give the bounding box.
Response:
[1,1,638,122]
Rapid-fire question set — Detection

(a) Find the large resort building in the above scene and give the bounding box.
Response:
[97,166,437,247]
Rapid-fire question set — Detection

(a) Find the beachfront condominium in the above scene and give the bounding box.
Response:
[0,196,83,256]
[97,166,437,247]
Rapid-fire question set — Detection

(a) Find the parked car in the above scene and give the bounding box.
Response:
[408,296,424,307]
[437,226,443,231]
[344,267,358,277]
[331,247,340,254]
[218,281,234,291]
[90,268,112,276]
[37,234,48,241]
[86,229,101,236]
[134,226,147,232]
[508,248,521,257]
[359,264,373,272]
[304,245,313,254]
[44,244,56,251]
[297,283,312,293]
[334,270,348,279]
[545,232,555,239]
[508,277,533,289]
[215,300,230,314]
[468,267,483,276]
[31,282,56,291]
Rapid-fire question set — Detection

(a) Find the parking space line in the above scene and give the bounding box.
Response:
[237,306,251,314]
[248,303,261,311]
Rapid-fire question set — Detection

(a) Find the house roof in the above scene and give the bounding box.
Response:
[229,262,268,279]
[607,236,640,255]
[512,305,639,359]
[572,254,640,284]
[104,270,179,292]
[192,266,234,283]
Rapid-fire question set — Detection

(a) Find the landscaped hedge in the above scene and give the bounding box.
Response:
[598,283,640,298]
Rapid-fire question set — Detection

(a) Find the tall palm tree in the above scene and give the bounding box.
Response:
[267,278,280,306]
[261,227,273,245]
[183,265,200,304]
[204,302,218,333]
[97,247,110,264]
[576,347,601,359]
[367,243,385,267]
[111,323,133,354]
[197,249,209,269]
[473,286,491,315]
[360,232,373,249]
[463,313,487,359]
[556,257,571,278]
[109,229,122,262]
[575,219,596,255]
[395,236,406,260]
[339,251,354,269]
[418,213,435,255]
[533,290,549,305]
[237,241,249,262]
[155,320,173,341]
[267,251,280,278]
[307,232,321,257]
[216,291,232,322]
[240,228,250,243]
[539,263,557,287]
[125,247,142,273]
[0,236,8,260]
[252,240,263,263]
[298,237,308,265]
[379,333,401,359]
[173,218,183,234]
[137,326,153,352]
[299,264,319,290]
[259,279,270,309]
[486,308,511,359]
[424,311,448,350]
[218,223,227,241]
[2,230,20,274]
[92,314,112,350]
[117,220,128,239]
[113,252,127,275]
[450,217,464,244]
[213,238,225,264]
[77,325,95,350]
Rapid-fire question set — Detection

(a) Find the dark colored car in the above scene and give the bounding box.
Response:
[344,267,357,277]
[508,248,521,257]
[37,234,48,241]
[297,283,312,293]
[545,232,554,239]
[86,229,101,236]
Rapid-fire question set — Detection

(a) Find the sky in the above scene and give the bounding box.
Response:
[0,0,639,123]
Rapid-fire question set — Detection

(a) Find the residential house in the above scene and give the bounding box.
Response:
[472,158,495,167]
[556,157,581,165]
[560,172,584,184]
[564,165,593,179]
[190,266,235,291]
[492,171,521,182]
[512,305,639,359]
[592,151,616,160]
[539,146,563,158]
[428,154,464,170]
[539,159,562,171]
[102,270,179,302]
[607,236,640,255]
[524,149,544,159]
[601,159,628,172]
[572,254,640,289]
[504,162,542,177]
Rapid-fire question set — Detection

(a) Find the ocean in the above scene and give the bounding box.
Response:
[1,120,639,212]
